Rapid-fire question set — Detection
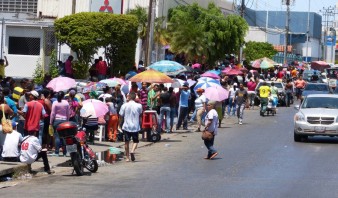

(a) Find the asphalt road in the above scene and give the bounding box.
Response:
[3,106,338,198]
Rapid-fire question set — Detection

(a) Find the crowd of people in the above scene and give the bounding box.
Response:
[0,54,311,173]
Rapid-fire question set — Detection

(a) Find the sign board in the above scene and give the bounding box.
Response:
[326,35,336,46]
[91,0,123,14]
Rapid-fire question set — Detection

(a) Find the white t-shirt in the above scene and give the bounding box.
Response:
[205,109,219,135]
[20,136,41,164]
[98,93,112,103]
[195,95,206,109]
[2,130,23,158]
[229,87,237,98]
[119,100,142,132]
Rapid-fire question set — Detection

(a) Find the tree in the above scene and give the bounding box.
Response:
[167,3,249,65]
[243,41,277,63]
[127,6,148,61]
[54,12,138,77]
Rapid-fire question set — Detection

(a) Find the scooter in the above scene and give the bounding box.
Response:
[56,121,98,176]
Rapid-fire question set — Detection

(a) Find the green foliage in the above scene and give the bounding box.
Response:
[33,58,44,85]
[73,61,88,79]
[127,6,147,40]
[167,3,249,64]
[54,12,138,77]
[48,49,59,78]
[243,41,277,63]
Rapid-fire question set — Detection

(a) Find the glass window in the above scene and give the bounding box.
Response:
[8,36,40,55]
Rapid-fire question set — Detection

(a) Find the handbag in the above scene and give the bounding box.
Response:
[201,130,213,141]
[1,104,13,134]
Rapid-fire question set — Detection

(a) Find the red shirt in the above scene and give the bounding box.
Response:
[97,61,108,75]
[24,101,45,133]
[247,81,257,91]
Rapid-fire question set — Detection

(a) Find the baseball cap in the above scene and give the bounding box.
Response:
[183,82,189,87]
[12,121,17,128]
[28,90,39,98]
[196,88,204,93]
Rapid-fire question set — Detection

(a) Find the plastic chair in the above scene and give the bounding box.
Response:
[95,124,106,142]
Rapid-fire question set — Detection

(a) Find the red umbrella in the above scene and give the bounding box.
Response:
[223,69,243,76]
[311,61,330,72]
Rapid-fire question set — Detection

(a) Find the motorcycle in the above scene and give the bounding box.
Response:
[56,121,98,176]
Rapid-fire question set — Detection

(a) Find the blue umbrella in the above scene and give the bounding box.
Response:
[207,69,221,75]
[125,71,137,80]
[194,77,221,94]
[148,60,187,75]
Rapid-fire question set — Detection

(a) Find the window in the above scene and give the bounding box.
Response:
[8,36,40,55]
[0,0,38,14]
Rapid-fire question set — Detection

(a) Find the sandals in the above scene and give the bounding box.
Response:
[130,153,135,162]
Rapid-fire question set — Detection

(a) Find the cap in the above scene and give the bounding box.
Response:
[28,90,39,98]
[207,100,216,105]
[196,88,204,93]
[12,121,17,128]
[183,82,189,87]
[233,83,238,86]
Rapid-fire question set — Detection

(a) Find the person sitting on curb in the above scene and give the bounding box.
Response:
[20,130,54,174]
[1,121,23,162]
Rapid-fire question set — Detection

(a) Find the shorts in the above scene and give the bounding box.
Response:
[123,131,139,143]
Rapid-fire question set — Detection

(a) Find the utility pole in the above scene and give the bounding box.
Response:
[239,0,245,65]
[282,0,293,66]
[320,6,336,62]
[72,0,76,14]
[305,0,310,63]
[145,0,154,67]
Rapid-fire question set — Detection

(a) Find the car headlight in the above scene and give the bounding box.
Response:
[294,113,305,121]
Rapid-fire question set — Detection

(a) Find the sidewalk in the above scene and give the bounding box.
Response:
[0,113,246,179]
[0,130,182,179]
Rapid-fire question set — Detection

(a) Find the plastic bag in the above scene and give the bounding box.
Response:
[48,125,54,137]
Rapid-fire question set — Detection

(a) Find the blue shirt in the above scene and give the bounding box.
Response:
[179,90,190,107]
[5,96,17,114]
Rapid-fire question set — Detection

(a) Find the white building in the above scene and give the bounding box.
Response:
[0,0,234,77]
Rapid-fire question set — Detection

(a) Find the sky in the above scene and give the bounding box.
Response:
[240,0,337,14]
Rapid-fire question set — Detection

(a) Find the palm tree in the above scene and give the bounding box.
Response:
[126,6,147,61]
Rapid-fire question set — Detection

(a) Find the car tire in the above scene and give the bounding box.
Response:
[294,133,302,142]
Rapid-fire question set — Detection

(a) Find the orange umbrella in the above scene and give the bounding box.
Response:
[129,69,174,83]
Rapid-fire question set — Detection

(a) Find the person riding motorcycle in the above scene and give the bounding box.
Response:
[258,81,271,116]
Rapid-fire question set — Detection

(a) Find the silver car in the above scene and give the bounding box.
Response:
[294,94,338,142]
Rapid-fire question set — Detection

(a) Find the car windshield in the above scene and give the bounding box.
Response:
[301,97,338,109]
[304,84,329,91]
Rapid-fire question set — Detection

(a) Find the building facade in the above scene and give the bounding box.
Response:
[244,8,322,63]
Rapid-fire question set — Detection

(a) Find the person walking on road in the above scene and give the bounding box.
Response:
[294,76,306,101]
[158,87,171,133]
[119,92,142,162]
[203,101,218,160]
[247,77,257,109]
[234,83,248,125]
[258,81,271,116]
[176,82,190,130]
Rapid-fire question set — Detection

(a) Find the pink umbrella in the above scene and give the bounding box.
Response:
[108,77,127,85]
[223,69,243,76]
[203,85,229,101]
[46,76,76,92]
[221,67,232,73]
[187,79,196,87]
[201,72,220,79]
[192,63,201,69]
[80,99,109,118]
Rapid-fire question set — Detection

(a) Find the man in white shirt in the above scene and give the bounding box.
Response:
[119,92,142,162]
[2,121,23,162]
[203,100,218,160]
[20,130,53,174]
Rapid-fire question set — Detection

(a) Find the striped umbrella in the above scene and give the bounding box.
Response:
[194,77,220,94]
[129,69,173,83]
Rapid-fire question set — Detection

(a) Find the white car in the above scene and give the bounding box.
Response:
[294,94,338,142]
